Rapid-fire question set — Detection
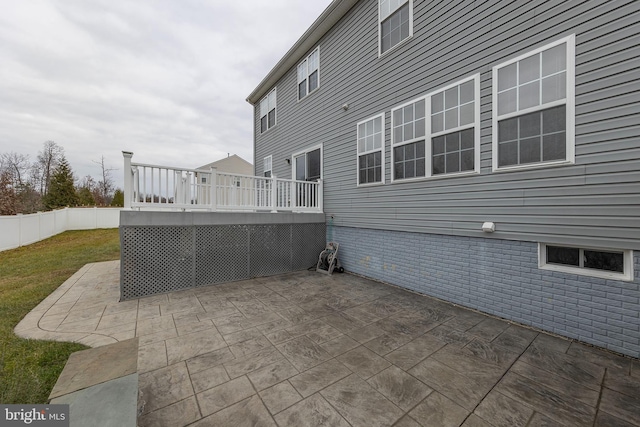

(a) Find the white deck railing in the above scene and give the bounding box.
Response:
[122,152,323,212]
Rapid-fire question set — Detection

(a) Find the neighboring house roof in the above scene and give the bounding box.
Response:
[197,155,253,175]
[246,0,359,105]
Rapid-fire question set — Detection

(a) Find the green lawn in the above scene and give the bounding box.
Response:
[0,229,120,404]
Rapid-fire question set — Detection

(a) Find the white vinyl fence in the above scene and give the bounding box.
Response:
[0,207,121,252]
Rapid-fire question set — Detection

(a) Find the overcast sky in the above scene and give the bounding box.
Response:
[0,0,332,188]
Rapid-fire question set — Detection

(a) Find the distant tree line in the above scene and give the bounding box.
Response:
[0,141,124,215]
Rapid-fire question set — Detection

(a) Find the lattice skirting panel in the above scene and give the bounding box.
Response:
[120,222,325,300]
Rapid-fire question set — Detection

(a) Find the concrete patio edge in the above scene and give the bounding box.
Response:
[14,260,123,347]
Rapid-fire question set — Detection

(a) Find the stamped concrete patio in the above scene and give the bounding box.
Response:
[16,260,640,427]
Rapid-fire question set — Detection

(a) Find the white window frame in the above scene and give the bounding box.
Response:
[429,74,481,178]
[291,144,323,181]
[297,47,320,101]
[263,155,272,177]
[391,74,481,183]
[260,88,277,134]
[492,34,575,172]
[391,96,427,183]
[357,113,386,187]
[539,243,634,282]
[378,0,414,57]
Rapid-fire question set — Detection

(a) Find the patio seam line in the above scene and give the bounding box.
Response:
[463,335,539,427]
[317,391,351,426]
[592,367,607,427]
[93,302,109,334]
[185,365,201,419]
[265,379,300,416]
[247,371,281,427]
[275,337,409,421]
[314,351,415,424]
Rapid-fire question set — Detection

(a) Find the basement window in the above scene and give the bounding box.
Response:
[539,243,634,281]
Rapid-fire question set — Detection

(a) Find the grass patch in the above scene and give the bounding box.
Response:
[0,229,120,403]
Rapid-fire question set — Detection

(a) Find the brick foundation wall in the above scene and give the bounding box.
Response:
[331,226,640,358]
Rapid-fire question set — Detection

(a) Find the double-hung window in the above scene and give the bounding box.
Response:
[430,75,480,176]
[357,114,385,186]
[260,88,277,133]
[263,155,272,178]
[392,98,426,181]
[391,75,480,182]
[298,48,320,100]
[379,0,413,55]
[492,35,575,171]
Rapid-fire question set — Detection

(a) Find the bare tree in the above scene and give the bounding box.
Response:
[0,152,30,187]
[78,174,96,191]
[0,169,18,215]
[28,162,43,193]
[92,156,116,205]
[37,141,64,196]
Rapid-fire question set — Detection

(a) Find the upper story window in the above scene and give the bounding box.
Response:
[298,48,320,100]
[357,114,385,186]
[392,75,480,182]
[379,0,413,55]
[260,88,277,133]
[492,35,575,171]
[263,155,272,178]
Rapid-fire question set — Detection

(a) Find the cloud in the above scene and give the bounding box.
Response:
[0,0,332,187]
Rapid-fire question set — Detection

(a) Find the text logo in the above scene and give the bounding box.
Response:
[1,405,69,427]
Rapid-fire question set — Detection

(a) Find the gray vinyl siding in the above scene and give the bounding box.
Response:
[253,0,640,250]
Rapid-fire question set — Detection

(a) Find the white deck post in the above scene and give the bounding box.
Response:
[209,167,217,211]
[185,172,192,206]
[270,174,278,213]
[317,179,324,213]
[122,151,133,210]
